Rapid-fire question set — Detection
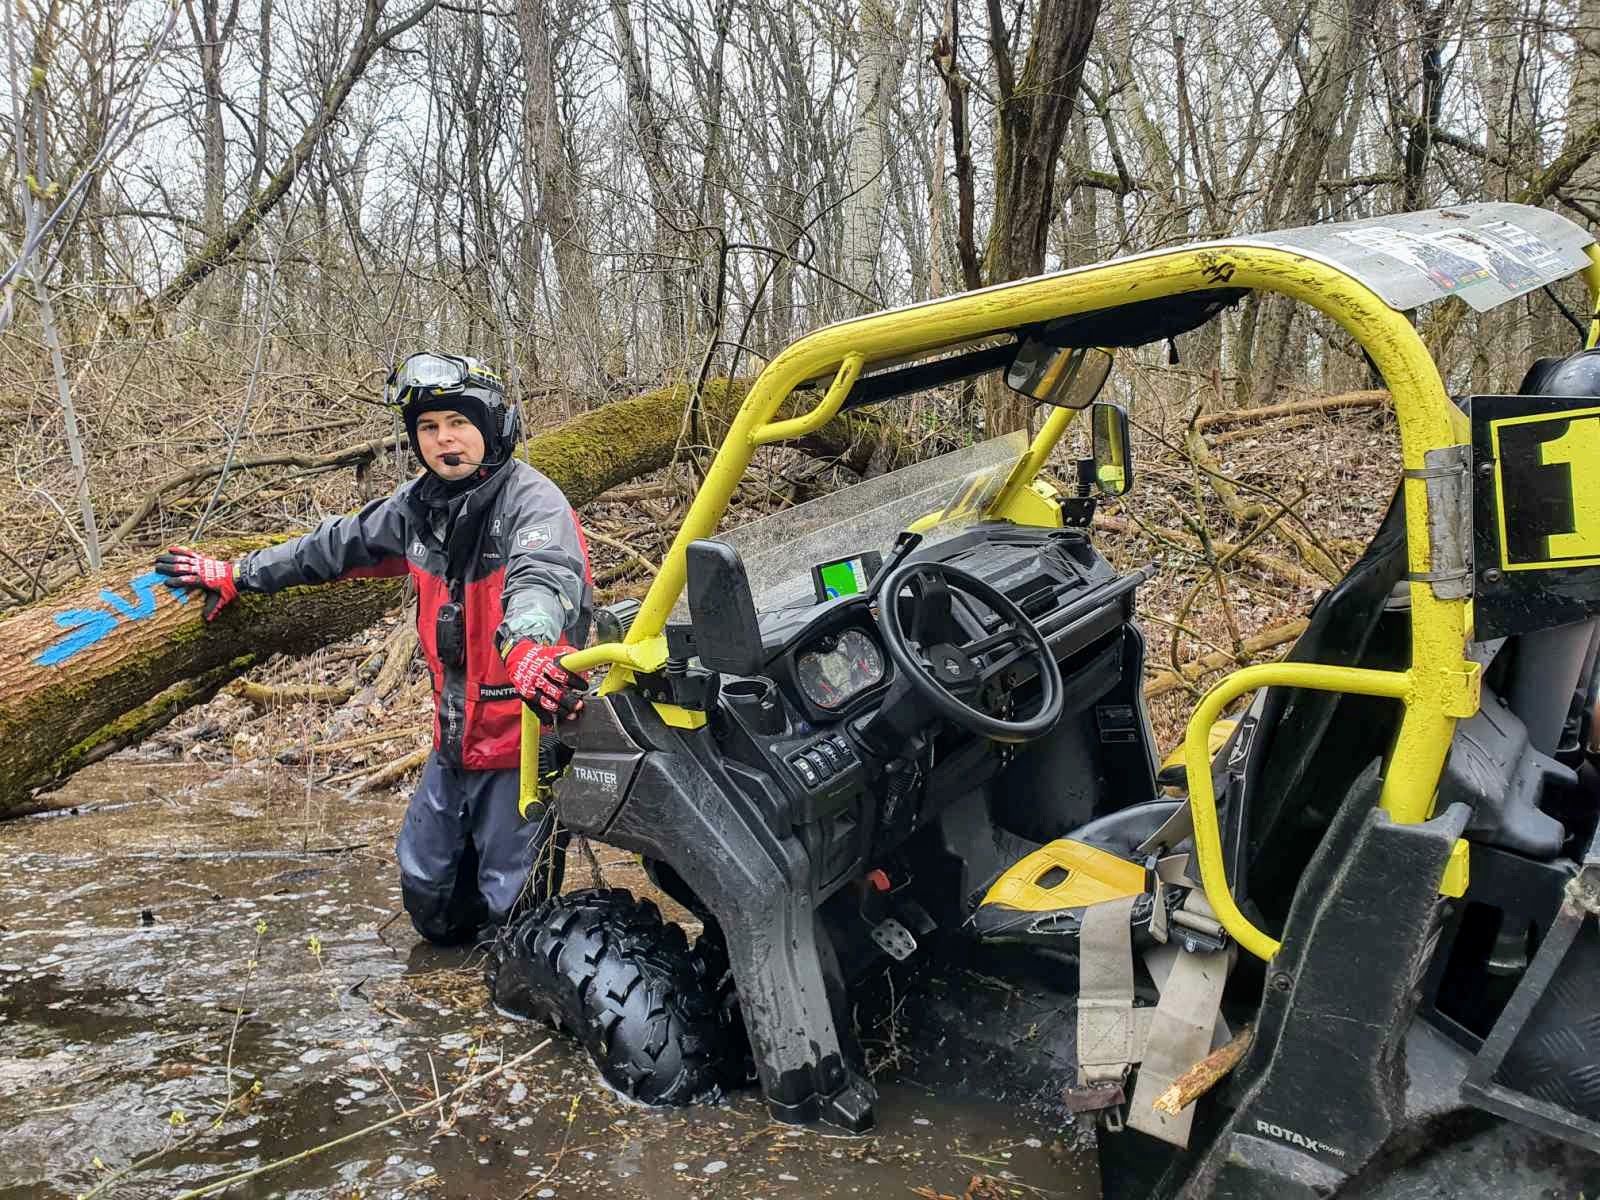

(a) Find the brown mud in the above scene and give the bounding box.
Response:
[0,760,1096,1200]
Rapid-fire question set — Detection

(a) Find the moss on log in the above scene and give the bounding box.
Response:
[25,656,254,805]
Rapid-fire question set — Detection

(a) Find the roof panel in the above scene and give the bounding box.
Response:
[1234,203,1593,312]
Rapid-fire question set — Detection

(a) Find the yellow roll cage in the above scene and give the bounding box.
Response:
[536,217,1600,964]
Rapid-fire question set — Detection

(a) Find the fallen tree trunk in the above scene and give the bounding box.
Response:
[1092,515,1329,591]
[1193,389,1389,433]
[0,378,908,814]
[1142,617,1310,699]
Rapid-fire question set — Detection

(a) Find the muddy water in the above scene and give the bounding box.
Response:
[0,762,1096,1199]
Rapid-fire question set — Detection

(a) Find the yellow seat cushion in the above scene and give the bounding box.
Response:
[980,838,1147,913]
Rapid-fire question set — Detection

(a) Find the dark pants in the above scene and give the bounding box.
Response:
[395,753,566,945]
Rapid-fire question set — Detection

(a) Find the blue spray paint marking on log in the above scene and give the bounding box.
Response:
[33,572,188,668]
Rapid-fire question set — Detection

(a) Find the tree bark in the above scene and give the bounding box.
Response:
[519,0,602,357]
[0,379,914,814]
[182,0,240,328]
[839,0,910,310]
[1399,0,1452,212]
[610,0,689,345]
[1239,0,1377,405]
[1564,0,1600,203]
[981,0,1102,282]
[932,2,983,295]
[980,0,1102,432]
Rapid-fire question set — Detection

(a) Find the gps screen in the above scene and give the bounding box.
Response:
[813,554,875,601]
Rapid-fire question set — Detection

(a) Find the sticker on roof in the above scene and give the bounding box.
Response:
[1238,203,1593,313]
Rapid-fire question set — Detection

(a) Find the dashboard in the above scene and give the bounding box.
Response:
[749,526,1126,731]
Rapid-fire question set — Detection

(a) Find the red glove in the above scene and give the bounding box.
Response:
[503,639,586,721]
[154,546,239,622]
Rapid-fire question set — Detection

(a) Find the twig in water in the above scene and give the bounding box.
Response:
[77,1126,208,1200]
[375,910,404,954]
[439,1039,492,1136]
[535,1093,583,1194]
[216,920,268,1126]
[167,1040,551,1200]
[359,1040,408,1115]
[428,1052,445,1134]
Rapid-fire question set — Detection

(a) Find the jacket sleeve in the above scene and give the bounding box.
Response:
[495,468,591,648]
[233,491,411,594]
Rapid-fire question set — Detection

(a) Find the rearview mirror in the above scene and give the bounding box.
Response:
[1005,343,1113,409]
[685,539,765,676]
[1091,401,1134,497]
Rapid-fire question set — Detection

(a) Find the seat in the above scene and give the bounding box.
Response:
[969,801,1193,949]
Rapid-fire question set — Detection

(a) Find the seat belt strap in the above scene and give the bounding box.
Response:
[1149,852,1199,945]
[1077,893,1143,1087]
[1126,894,1234,1148]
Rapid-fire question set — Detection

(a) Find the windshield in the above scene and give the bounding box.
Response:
[672,431,1031,618]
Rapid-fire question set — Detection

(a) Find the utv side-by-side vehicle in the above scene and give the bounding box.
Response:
[491,202,1600,1197]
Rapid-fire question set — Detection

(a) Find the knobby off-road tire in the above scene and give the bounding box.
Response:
[489,888,740,1105]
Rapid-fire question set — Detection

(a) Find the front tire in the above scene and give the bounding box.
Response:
[490,888,739,1105]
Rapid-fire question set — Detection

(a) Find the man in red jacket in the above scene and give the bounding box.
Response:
[155,353,592,945]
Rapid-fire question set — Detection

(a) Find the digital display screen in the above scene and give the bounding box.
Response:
[816,556,870,599]
[810,551,883,602]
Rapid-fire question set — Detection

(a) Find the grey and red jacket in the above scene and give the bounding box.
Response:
[234,462,592,770]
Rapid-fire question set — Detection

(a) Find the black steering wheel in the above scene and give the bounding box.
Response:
[876,559,1064,743]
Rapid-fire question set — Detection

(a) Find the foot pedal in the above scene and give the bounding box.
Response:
[870,916,917,961]
[893,897,937,937]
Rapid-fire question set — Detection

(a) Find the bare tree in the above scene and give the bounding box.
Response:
[519,0,601,376]
[982,0,1104,429]
[838,0,913,311]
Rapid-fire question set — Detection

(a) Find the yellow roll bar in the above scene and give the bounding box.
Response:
[618,244,1471,660]
[1584,244,1600,350]
[1182,662,1443,961]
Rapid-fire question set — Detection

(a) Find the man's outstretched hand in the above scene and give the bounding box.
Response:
[503,639,586,721]
[154,546,239,621]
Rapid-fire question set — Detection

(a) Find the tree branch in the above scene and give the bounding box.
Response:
[140,0,440,315]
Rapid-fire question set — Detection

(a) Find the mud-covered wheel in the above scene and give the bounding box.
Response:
[489,888,739,1105]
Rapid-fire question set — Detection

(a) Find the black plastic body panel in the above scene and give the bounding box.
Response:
[1441,689,1572,857]
[551,697,647,835]
[1239,489,1411,927]
[1461,822,1600,1152]
[596,691,877,1130]
[1419,840,1575,1050]
[988,627,1155,847]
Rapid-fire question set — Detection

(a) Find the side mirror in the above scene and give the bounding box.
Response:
[1005,343,1113,410]
[1091,401,1134,497]
[685,539,765,676]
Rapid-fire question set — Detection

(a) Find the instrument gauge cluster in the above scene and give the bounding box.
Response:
[795,628,886,710]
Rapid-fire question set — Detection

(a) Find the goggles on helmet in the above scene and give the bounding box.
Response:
[383,352,503,409]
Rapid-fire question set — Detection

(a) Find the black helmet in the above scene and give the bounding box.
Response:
[1519,347,1600,397]
[384,352,521,469]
